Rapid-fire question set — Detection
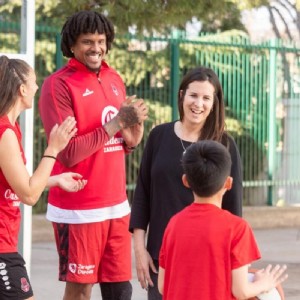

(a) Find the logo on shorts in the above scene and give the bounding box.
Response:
[68,263,95,275]
[69,263,77,274]
[0,262,6,269]
[0,262,11,290]
[0,269,7,276]
[20,277,30,292]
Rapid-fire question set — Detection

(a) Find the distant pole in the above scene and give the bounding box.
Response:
[267,39,277,206]
[18,0,36,277]
[170,30,180,121]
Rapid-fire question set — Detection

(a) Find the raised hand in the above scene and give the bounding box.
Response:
[119,95,148,147]
[117,95,148,128]
[47,116,77,156]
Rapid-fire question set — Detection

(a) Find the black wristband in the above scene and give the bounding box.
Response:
[42,155,57,160]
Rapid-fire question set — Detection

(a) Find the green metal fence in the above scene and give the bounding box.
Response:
[1,19,300,210]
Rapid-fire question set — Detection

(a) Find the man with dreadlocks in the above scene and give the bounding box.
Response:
[39,10,148,300]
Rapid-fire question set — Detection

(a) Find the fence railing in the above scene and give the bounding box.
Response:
[1,20,300,209]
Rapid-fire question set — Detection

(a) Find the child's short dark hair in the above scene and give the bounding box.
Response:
[182,140,232,197]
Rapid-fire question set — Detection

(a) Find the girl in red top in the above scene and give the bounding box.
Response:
[0,55,87,300]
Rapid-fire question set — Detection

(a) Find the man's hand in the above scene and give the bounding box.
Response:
[117,95,148,128]
[103,95,148,140]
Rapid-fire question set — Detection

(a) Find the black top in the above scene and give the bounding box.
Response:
[129,121,243,260]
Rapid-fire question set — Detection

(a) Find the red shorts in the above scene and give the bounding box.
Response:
[52,214,131,284]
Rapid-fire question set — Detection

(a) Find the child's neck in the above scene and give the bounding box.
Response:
[193,194,222,208]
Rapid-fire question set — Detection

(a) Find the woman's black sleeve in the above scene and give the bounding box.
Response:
[129,130,155,232]
[222,135,243,217]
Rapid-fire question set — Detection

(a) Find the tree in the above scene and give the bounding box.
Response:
[0,0,247,34]
[47,0,248,34]
[4,0,300,40]
[241,0,300,41]
[266,0,300,41]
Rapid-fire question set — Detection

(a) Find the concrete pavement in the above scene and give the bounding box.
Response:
[29,214,300,300]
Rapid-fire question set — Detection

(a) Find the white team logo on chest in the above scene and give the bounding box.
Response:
[102,106,123,153]
[82,88,94,97]
[102,106,118,125]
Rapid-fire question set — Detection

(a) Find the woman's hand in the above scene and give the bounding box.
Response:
[47,116,77,156]
[49,173,88,192]
[135,247,157,290]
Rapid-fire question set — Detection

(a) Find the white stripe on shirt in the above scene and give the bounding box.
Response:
[46,200,131,224]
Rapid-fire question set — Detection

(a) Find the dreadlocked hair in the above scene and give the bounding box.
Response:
[61,10,115,58]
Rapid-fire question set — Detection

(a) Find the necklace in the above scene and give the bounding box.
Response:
[180,138,188,154]
[178,122,197,154]
[179,123,190,154]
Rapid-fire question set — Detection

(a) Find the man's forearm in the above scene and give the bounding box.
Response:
[103,116,123,138]
[103,105,141,138]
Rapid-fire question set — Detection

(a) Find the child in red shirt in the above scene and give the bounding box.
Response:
[158,140,288,300]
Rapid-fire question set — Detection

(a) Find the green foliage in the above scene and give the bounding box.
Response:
[0,0,21,14]
[108,37,171,90]
[200,2,246,33]
[0,33,20,53]
[0,0,248,34]
[231,0,269,10]
[45,0,246,34]
[2,14,289,209]
[227,117,266,181]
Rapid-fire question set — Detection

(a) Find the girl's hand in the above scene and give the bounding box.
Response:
[47,116,77,155]
[51,172,88,192]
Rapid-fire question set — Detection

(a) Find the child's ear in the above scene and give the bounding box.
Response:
[224,176,233,191]
[182,174,190,188]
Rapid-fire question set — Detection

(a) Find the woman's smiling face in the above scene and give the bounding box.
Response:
[181,80,215,126]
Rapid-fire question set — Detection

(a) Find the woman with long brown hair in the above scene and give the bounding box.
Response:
[130,66,243,299]
[0,55,86,299]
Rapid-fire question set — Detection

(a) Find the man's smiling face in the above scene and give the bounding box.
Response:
[71,31,107,73]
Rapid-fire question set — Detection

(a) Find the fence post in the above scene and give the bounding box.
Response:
[267,39,277,206]
[55,33,63,70]
[170,31,180,121]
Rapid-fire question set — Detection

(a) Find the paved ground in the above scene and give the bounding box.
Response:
[29,215,300,300]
